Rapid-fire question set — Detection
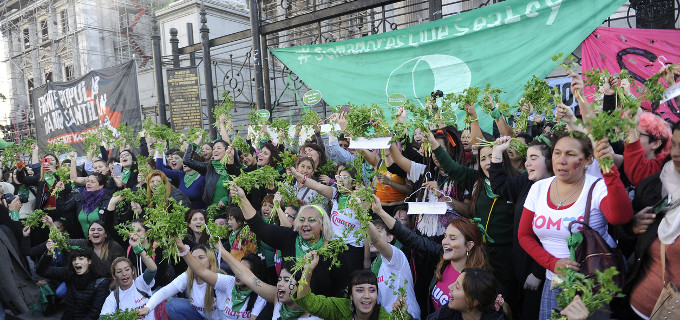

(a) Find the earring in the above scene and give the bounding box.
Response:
[466,250,469,257]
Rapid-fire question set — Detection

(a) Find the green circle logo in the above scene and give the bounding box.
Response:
[303,90,322,105]
[387,93,407,107]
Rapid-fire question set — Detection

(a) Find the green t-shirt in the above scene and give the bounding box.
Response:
[78,208,100,236]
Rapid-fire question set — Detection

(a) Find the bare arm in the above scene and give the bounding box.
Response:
[175,237,218,286]
[367,222,393,261]
[69,153,87,185]
[231,185,257,220]
[358,149,380,169]
[290,167,334,199]
[465,104,486,144]
[496,115,514,138]
[389,143,412,174]
[371,196,396,229]
[218,242,277,303]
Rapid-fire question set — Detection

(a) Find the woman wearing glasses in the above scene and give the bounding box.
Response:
[289,164,366,273]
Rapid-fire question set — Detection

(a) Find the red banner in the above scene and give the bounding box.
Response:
[581,27,680,122]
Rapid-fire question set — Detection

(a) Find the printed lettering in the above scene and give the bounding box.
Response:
[525,1,540,17]
[544,0,562,25]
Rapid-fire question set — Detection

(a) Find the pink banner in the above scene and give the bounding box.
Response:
[581,27,680,122]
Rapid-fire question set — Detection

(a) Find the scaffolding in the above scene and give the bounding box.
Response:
[0,0,172,136]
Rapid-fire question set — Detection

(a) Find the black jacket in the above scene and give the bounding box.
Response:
[56,188,112,239]
[36,253,110,320]
[623,172,664,293]
[183,144,240,205]
[488,163,545,283]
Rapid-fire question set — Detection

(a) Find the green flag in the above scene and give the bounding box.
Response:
[271,0,626,133]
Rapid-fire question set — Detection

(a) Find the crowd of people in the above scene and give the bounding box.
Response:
[0,68,678,320]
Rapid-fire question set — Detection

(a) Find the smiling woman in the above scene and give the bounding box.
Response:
[293,252,392,320]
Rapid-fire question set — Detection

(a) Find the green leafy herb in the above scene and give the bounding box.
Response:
[388,273,410,320]
[226,166,281,205]
[275,181,297,206]
[206,203,222,221]
[204,220,231,242]
[49,226,69,258]
[550,267,624,320]
[144,197,189,264]
[580,102,634,173]
[299,109,321,127]
[214,92,236,128]
[344,104,391,138]
[100,309,140,320]
[115,221,137,242]
[447,87,481,126]
[45,140,76,156]
[316,160,337,177]
[23,209,47,228]
[231,135,250,155]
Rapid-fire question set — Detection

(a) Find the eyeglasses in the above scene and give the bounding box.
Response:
[335,175,351,180]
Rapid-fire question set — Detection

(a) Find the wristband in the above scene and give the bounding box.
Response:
[9,210,19,221]
[179,247,190,257]
[133,244,145,255]
[470,118,479,122]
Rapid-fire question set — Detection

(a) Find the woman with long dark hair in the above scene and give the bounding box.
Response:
[36,246,110,320]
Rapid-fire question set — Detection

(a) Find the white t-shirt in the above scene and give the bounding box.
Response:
[524,174,615,280]
[330,189,363,247]
[215,274,266,320]
[145,272,220,319]
[377,244,421,320]
[272,302,323,320]
[101,274,155,320]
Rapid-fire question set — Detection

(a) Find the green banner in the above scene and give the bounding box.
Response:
[271,0,626,133]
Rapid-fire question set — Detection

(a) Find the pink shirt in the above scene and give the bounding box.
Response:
[432,264,460,311]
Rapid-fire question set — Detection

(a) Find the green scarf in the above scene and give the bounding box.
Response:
[121,168,131,184]
[295,234,324,258]
[211,161,229,177]
[484,178,499,199]
[18,185,30,197]
[228,228,242,249]
[370,256,382,276]
[279,303,306,320]
[183,171,200,188]
[337,194,349,210]
[231,287,252,312]
[44,172,56,188]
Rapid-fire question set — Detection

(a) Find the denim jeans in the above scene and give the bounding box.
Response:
[165,298,205,320]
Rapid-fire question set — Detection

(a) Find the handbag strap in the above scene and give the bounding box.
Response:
[583,178,601,225]
[661,242,667,285]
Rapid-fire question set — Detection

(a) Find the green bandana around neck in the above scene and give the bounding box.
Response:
[183,171,200,188]
[44,172,56,188]
[230,286,252,312]
[370,256,382,276]
[484,178,499,199]
[211,160,229,177]
[295,234,324,258]
[121,168,131,184]
[279,303,306,320]
[337,194,349,210]
[228,228,242,248]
